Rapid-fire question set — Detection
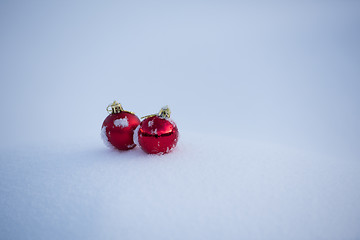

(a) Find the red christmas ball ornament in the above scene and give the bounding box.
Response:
[135,106,179,154]
[101,101,140,150]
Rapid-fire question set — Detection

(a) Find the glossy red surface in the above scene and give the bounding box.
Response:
[138,116,179,154]
[102,112,140,150]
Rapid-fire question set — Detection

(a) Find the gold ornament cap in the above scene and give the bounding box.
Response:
[158,105,171,118]
[106,101,124,114]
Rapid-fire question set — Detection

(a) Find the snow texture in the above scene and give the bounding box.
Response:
[1,1,360,239]
[113,117,129,128]
[1,133,360,240]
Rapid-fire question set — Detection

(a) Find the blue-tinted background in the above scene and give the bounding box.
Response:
[1,1,360,239]
[1,1,359,158]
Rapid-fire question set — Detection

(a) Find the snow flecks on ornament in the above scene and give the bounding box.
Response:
[101,126,113,149]
[133,125,140,146]
[148,120,154,127]
[151,129,158,135]
[165,144,176,154]
[114,117,129,128]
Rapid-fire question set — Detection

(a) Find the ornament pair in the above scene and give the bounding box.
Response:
[101,101,179,154]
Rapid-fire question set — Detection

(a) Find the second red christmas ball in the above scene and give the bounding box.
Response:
[135,106,179,154]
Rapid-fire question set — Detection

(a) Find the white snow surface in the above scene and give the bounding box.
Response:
[113,117,129,128]
[1,134,360,240]
[1,1,360,239]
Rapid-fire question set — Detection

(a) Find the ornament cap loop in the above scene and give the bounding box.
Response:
[141,114,156,120]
